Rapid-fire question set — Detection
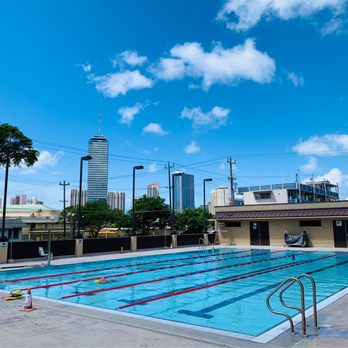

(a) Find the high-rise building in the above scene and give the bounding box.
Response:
[209,186,230,214]
[87,136,109,203]
[211,187,230,207]
[70,189,87,207]
[10,194,27,205]
[147,182,160,198]
[107,192,126,212]
[173,172,195,212]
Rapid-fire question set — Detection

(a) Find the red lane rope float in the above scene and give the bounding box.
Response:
[2,249,251,284]
[117,253,338,310]
[22,250,286,291]
[61,251,306,300]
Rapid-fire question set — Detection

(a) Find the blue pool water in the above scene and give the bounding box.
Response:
[1,248,348,337]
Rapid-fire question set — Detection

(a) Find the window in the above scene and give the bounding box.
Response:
[225,221,241,227]
[299,220,321,227]
[254,192,271,200]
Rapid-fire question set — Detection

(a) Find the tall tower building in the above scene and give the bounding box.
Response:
[107,192,126,212]
[147,182,160,198]
[173,172,195,212]
[211,187,230,207]
[70,189,87,207]
[87,136,109,203]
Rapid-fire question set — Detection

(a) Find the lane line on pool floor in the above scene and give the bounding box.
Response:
[178,257,348,318]
[2,249,252,284]
[22,250,288,291]
[116,253,340,310]
[61,252,307,300]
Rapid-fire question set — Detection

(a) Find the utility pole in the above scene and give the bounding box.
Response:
[227,156,236,206]
[165,162,175,233]
[59,180,70,238]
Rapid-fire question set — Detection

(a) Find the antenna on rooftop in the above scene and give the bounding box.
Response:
[98,110,102,136]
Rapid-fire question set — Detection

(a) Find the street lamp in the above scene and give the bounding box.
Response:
[132,165,144,235]
[203,178,213,233]
[172,172,182,234]
[77,155,92,238]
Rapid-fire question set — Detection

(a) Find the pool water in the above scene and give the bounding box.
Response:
[1,248,348,337]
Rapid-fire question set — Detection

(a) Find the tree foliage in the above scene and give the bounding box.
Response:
[61,203,126,238]
[175,207,212,234]
[128,195,170,235]
[0,123,39,167]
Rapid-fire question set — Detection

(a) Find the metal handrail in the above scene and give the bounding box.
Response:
[266,277,307,336]
[198,238,207,250]
[279,274,318,329]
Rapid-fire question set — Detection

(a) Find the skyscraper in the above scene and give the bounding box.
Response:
[107,192,126,212]
[209,186,229,213]
[173,172,195,212]
[87,136,108,203]
[147,182,160,198]
[211,187,230,207]
[70,189,87,207]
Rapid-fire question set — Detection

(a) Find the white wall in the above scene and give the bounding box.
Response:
[243,189,288,205]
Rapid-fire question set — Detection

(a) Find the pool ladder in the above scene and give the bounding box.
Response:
[198,238,215,251]
[266,274,318,337]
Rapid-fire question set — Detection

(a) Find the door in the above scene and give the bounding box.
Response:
[250,221,270,246]
[333,220,347,247]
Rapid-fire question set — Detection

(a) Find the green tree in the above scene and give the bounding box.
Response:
[110,209,131,230]
[175,207,212,234]
[0,123,39,240]
[60,202,120,238]
[81,202,118,238]
[128,196,170,235]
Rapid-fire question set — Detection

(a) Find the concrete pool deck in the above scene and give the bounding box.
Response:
[1,246,348,347]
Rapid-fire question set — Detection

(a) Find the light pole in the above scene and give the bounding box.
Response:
[59,180,70,238]
[77,155,92,238]
[172,172,182,234]
[1,148,10,241]
[203,178,213,233]
[132,165,144,235]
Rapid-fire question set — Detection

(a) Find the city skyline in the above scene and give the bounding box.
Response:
[0,1,348,209]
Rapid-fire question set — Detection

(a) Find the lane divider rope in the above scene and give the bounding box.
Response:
[22,250,288,291]
[2,249,252,284]
[117,253,339,310]
[62,251,307,300]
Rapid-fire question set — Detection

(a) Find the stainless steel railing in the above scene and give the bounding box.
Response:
[266,274,318,337]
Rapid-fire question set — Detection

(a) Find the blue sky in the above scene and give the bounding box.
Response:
[1,0,348,209]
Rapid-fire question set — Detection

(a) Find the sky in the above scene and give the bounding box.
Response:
[0,0,348,209]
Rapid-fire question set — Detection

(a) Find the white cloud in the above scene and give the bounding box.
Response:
[148,163,159,173]
[301,156,318,173]
[117,103,144,126]
[151,39,276,90]
[181,106,230,129]
[304,168,348,187]
[293,134,348,156]
[185,141,200,154]
[143,123,168,136]
[217,0,346,32]
[287,71,304,87]
[112,50,148,67]
[79,63,92,72]
[34,151,61,168]
[89,70,153,98]
[219,161,226,171]
[321,17,345,35]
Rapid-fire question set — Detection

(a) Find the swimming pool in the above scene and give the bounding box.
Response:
[1,248,348,340]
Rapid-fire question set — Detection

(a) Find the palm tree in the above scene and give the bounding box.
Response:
[0,123,39,240]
